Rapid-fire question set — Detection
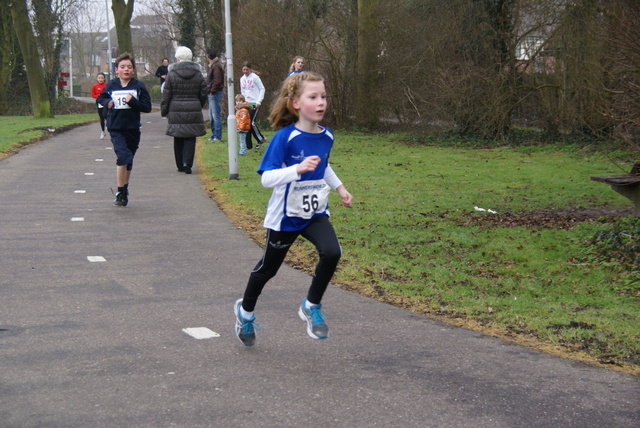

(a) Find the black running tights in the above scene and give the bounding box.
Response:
[242,215,341,312]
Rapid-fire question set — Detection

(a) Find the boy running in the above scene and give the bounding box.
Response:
[97,53,152,207]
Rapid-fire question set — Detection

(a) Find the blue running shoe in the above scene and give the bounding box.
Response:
[234,299,260,347]
[298,298,328,339]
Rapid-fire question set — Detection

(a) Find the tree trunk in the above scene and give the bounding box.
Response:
[31,0,61,111]
[0,1,16,115]
[356,0,379,128]
[8,0,51,118]
[112,0,135,56]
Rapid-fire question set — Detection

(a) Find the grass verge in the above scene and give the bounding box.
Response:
[197,130,639,376]
[0,115,97,160]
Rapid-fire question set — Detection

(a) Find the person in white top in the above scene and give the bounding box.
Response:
[239,61,266,149]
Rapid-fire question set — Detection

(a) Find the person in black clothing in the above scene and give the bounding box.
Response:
[161,46,208,174]
[155,58,169,85]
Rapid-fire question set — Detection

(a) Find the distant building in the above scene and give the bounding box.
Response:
[61,14,179,88]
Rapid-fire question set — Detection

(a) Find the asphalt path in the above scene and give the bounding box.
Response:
[1,111,639,427]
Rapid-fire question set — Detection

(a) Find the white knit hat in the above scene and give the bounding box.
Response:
[175,46,193,62]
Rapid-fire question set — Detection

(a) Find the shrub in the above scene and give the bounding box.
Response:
[148,85,162,103]
[589,216,640,294]
[591,217,640,266]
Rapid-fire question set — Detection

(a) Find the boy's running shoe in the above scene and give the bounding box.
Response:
[298,298,328,339]
[234,299,259,347]
[113,191,128,207]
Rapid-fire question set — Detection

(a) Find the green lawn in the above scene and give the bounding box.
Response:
[198,129,639,374]
[0,115,96,156]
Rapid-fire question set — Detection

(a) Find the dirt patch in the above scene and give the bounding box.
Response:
[548,321,596,330]
[458,206,633,229]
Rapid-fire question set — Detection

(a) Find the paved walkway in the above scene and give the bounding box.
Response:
[1,111,638,427]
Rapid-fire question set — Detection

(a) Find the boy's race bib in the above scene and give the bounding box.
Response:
[286,179,331,219]
[112,89,137,109]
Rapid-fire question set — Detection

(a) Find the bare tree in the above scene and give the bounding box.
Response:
[10,0,78,112]
[140,0,224,53]
[356,0,379,127]
[9,0,51,118]
[0,1,26,115]
[67,1,107,80]
[123,0,638,141]
[291,0,357,126]
[32,0,61,106]
[599,0,640,151]
[231,1,314,108]
[112,0,135,55]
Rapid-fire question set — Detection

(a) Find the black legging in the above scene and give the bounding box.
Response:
[97,103,107,132]
[246,106,265,149]
[242,215,341,312]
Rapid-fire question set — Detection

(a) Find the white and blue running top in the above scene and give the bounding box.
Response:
[257,123,343,232]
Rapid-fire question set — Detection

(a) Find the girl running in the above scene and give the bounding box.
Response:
[91,72,107,139]
[287,56,306,76]
[234,72,353,347]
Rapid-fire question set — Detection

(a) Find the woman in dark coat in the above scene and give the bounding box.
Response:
[161,46,208,174]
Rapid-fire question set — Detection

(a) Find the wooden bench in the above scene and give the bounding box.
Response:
[591,162,640,216]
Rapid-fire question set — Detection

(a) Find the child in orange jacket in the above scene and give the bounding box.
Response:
[235,94,252,155]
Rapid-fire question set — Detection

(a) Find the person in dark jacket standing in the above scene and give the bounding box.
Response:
[155,58,169,85]
[206,49,224,142]
[97,53,152,207]
[161,46,208,174]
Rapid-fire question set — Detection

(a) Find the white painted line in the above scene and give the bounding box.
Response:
[95,159,104,162]
[71,217,85,222]
[105,147,112,150]
[84,172,94,176]
[87,256,106,262]
[74,190,86,194]
[182,327,220,339]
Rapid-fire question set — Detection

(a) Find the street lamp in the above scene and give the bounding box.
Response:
[224,0,238,180]
[105,0,112,78]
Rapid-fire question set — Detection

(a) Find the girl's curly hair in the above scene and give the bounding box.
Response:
[268,72,324,129]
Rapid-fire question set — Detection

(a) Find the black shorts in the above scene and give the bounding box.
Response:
[110,130,140,169]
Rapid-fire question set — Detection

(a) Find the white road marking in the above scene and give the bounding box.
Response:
[71,217,85,222]
[87,256,106,262]
[182,327,220,339]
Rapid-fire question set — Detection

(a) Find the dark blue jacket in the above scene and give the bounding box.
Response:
[97,78,152,131]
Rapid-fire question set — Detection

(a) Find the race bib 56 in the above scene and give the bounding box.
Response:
[286,179,330,219]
